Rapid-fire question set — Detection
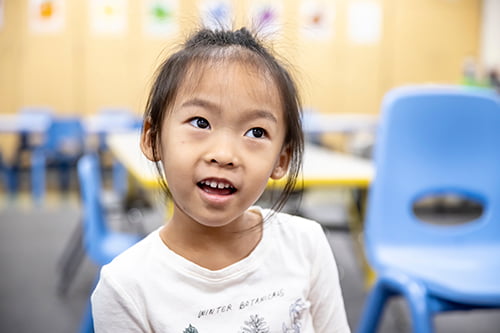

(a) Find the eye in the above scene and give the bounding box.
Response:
[245,127,266,139]
[189,117,210,129]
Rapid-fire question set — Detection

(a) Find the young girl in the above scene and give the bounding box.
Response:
[92,27,350,333]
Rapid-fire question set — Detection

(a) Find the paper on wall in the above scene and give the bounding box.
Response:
[29,0,65,34]
[89,0,127,36]
[143,0,178,37]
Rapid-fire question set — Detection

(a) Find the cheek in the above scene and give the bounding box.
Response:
[159,140,187,175]
[160,126,188,154]
[161,156,192,194]
[253,155,281,182]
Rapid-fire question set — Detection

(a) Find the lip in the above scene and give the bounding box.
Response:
[197,177,238,205]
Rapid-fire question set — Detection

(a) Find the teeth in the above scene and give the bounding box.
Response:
[201,180,233,189]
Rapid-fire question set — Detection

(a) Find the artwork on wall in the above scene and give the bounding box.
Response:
[199,0,232,30]
[29,0,65,34]
[299,0,335,41]
[89,0,128,36]
[143,0,178,37]
[347,0,381,44]
[249,0,283,37]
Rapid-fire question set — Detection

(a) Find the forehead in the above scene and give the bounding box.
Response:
[177,59,283,110]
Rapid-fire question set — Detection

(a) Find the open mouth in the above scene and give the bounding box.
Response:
[197,179,237,195]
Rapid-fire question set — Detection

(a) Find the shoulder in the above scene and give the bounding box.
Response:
[258,208,328,257]
[262,208,325,239]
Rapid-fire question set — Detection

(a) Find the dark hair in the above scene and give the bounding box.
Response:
[144,27,304,214]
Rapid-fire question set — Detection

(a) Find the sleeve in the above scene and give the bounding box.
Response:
[91,266,149,333]
[308,225,351,333]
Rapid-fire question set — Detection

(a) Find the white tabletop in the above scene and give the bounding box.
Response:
[0,113,141,134]
[302,112,378,135]
[107,131,374,190]
[83,114,141,135]
[0,114,52,133]
[107,132,160,188]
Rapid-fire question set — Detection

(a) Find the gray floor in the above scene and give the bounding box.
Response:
[1,189,499,333]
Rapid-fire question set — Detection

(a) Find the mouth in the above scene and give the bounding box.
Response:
[197,178,237,196]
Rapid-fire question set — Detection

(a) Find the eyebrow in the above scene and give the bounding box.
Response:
[242,109,278,124]
[181,98,219,112]
[181,98,278,124]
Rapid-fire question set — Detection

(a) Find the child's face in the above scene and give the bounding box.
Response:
[142,61,290,229]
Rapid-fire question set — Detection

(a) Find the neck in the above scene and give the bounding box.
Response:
[159,208,263,270]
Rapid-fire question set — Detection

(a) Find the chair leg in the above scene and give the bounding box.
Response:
[6,165,19,195]
[79,296,95,333]
[31,149,46,203]
[356,280,392,333]
[403,281,433,333]
[112,160,127,197]
[57,222,85,295]
[79,273,100,333]
[59,160,72,193]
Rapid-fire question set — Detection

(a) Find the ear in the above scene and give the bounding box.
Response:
[270,146,291,180]
[140,117,160,162]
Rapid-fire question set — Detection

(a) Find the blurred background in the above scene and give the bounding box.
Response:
[1,0,498,118]
[1,0,500,332]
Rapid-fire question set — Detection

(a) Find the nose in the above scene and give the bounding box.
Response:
[205,134,239,168]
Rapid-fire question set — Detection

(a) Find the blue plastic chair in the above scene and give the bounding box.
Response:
[16,107,54,161]
[0,152,9,193]
[3,107,53,195]
[0,151,17,195]
[91,108,139,147]
[77,154,142,333]
[31,116,85,203]
[357,85,500,333]
[91,108,141,196]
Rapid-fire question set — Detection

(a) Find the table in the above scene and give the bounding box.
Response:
[0,113,52,165]
[106,132,161,189]
[0,111,140,171]
[106,131,376,284]
[106,131,374,190]
[302,112,378,135]
[105,130,376,286]
[83,114,141,135]
[0,113,52,133]
[0,112,139,139]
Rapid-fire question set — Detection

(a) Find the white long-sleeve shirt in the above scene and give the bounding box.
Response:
[92,207,350,333]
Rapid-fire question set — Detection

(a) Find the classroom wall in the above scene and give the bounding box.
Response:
[0,0,481,117]
[295,0,481,114]
[479,0,500,71]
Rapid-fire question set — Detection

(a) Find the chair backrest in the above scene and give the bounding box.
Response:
[44,117,85,154]
[17,107,54,149]
[77,154,108,253]
[365,85,500,266]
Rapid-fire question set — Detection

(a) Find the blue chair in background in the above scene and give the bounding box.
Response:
[77,154,142,333]
[0,149,18,196]
[31,116,85,203]
[89,108,141,197]
[4,107,53,195]
[91,108,139,149]
[357,85,500,333]
[16,106,54,154]
[0,152,9,193]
